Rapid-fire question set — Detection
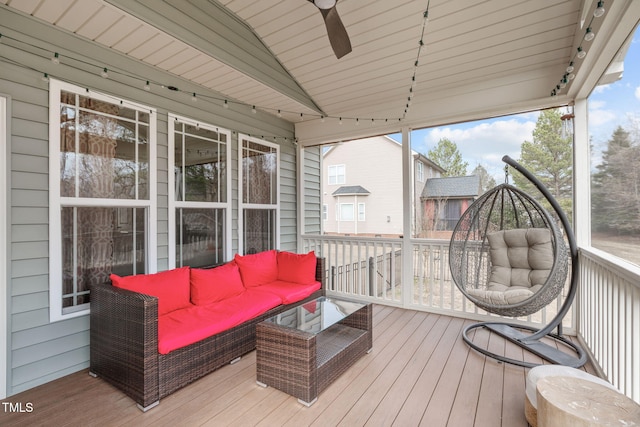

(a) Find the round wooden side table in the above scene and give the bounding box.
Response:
[537,376,640,426]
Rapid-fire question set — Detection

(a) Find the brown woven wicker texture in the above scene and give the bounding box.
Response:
[90,256,326,410]
[256,301,372,405]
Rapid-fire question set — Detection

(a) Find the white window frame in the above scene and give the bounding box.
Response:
[48,79,157,322]
[339,203,355,221]
[0,95,8,398]
[328,164,345,185]
[168,114,232,267]
[416,161,424,182]
[358,202,366,221]
[238,134,280,254]
[323,204,328,221]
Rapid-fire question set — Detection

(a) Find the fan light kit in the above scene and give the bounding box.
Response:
[314,0,336,9]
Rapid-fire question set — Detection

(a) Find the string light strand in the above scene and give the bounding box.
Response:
[550,1,606,97]
[403,0,431,120]
[2,10,432,128]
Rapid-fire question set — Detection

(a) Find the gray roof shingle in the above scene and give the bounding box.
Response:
[332,185,371,196]
[421,175,480,199]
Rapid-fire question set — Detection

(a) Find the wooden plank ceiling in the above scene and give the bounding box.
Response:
[2,0,608,141]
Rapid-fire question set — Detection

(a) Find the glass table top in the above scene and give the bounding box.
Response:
[265,296,366,334]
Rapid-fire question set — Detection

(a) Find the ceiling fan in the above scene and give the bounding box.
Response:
[308,0,352,59]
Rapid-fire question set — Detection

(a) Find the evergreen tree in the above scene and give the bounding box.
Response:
[427,138,468,176]
[471,164,497,194]
[592,126,640,233]
[512,109,573,218]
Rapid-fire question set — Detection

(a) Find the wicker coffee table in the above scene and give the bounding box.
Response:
[256,296,372,406]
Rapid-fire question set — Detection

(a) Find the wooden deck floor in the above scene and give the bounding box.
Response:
[1,305,595,427]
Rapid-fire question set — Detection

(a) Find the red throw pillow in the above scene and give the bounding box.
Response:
[110,267,191,316]
[234,250,278,287]
[277,251,317,284]
[190,262,245,305]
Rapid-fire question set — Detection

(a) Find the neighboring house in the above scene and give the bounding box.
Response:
[322,135,444,237]
[421,175,481,239]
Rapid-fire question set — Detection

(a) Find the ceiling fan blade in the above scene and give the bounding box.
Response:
[319,5,352,59]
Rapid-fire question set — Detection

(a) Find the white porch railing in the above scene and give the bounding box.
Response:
[303,235,404,305]
[301,234,574,330]
[578,248,640,404]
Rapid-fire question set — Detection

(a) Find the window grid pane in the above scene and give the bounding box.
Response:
[242,140,277,205]
[60,98,149,201]
[243,209,276,254]
[174,123,227,203]
[61,206,146,311]
[176,208,225,268]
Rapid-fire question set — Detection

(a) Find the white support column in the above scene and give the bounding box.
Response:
[0,95,8,399]
[573,98,590,248]
[401,126,413,307]
[297,144,305,251]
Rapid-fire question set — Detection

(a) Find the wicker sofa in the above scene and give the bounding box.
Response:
[89,250,325,411]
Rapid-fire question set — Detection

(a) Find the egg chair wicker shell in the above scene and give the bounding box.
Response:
[449,183,569,318]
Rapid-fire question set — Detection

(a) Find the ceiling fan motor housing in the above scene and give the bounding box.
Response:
[314,0,337,9]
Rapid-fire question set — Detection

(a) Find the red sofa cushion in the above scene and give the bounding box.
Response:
[234,250,278,287]
[158,305,238,355]
[212,288,283,321]
[277,251,317,284]
[256,280,322,304]
[157,289,282,354]
[190,262,245,305]
[110,267,191,316]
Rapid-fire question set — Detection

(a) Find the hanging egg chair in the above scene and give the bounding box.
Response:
[449,183,568,317]
[448,156,586,368]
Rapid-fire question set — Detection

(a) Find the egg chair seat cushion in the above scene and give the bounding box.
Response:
[469,228,554,307]
[467,284,543,306]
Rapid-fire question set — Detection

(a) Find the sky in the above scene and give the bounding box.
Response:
[390,25,640,182]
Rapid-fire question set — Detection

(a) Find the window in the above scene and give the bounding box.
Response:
[328,164,345,185]
[416,161,424,182]
[323,204,328,220]
[169,114,231,267]
[239,135,279,254]
[49,80,156,321]
[358,203,366,221]
[339,203,354,221]
[435,199,463,231]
